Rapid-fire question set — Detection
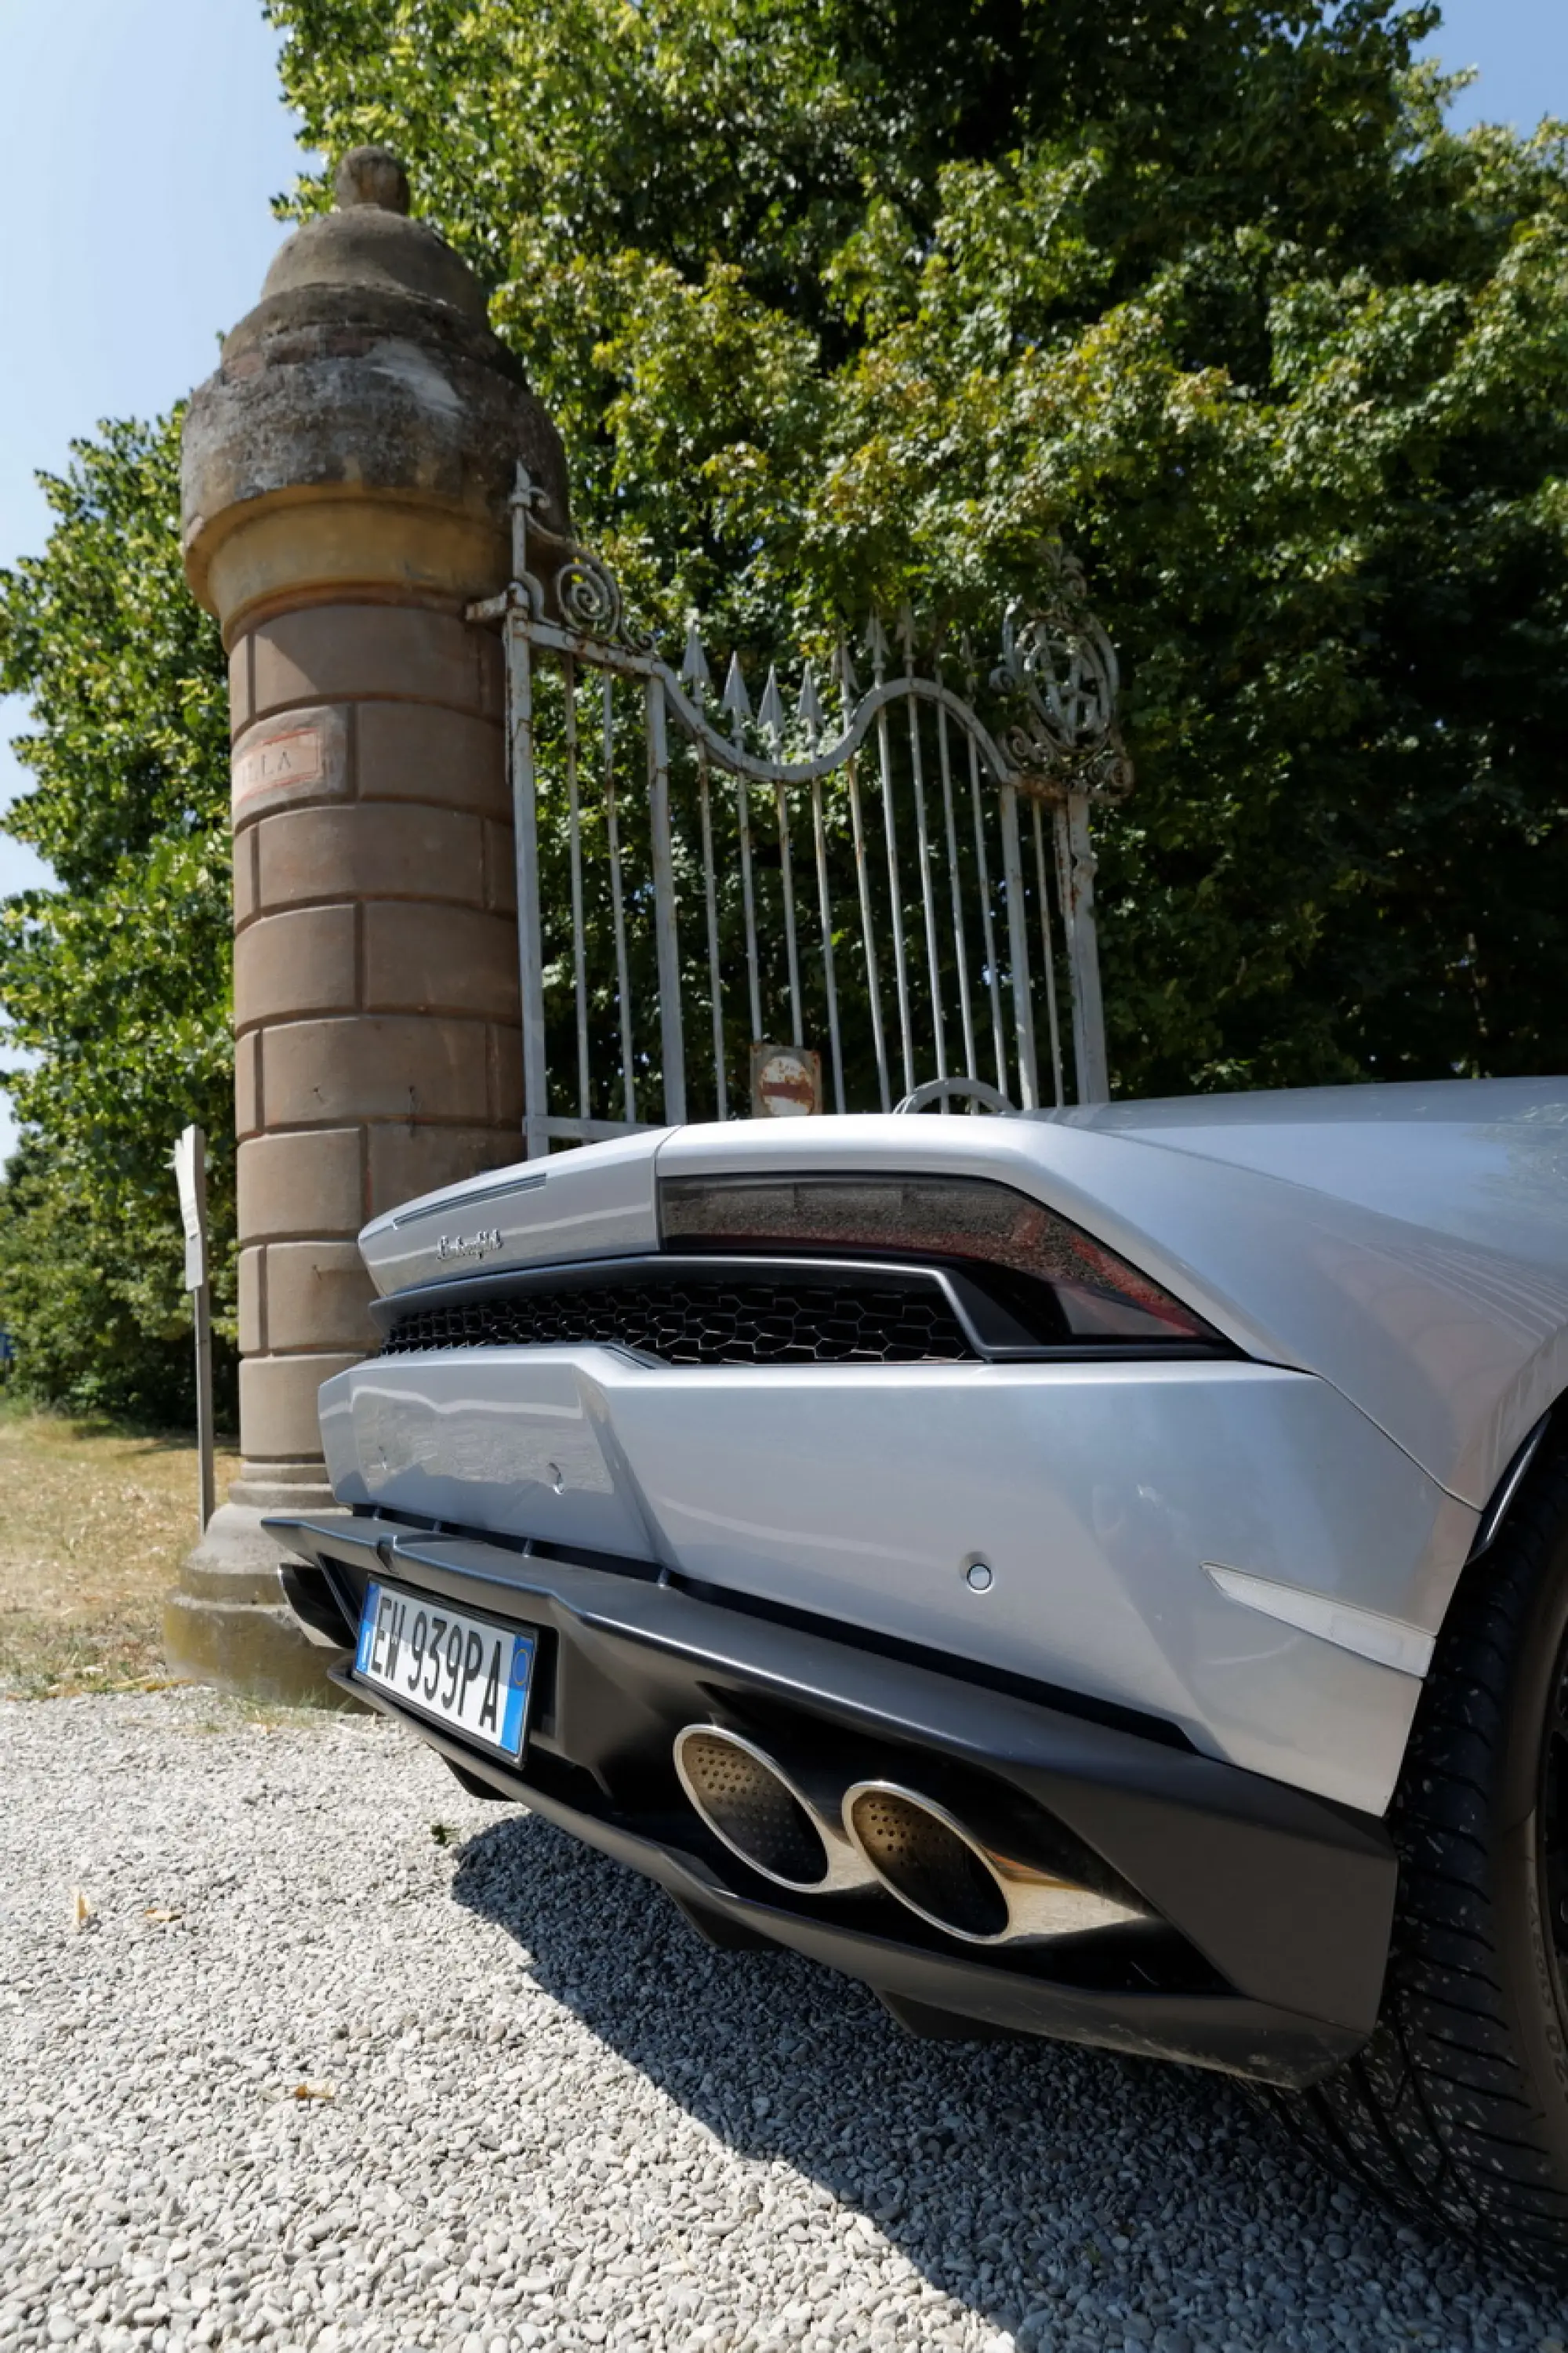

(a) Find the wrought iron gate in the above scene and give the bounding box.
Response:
[470,468,1132,1157]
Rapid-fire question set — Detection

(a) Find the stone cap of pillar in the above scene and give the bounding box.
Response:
[181,145,569,641]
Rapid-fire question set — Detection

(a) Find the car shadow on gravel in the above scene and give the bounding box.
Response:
[451,1807,1563,2350]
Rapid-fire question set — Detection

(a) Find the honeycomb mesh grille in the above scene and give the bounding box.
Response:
[381,1274,976,1367]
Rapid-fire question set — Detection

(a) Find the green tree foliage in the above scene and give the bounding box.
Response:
[271,0,1568,1087]
[0,415,235,1421]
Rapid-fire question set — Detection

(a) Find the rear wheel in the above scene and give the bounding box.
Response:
[1283,1432,1568,2282]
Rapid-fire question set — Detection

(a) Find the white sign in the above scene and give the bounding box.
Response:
[231,724,326,815]
[172,1125,208,1292]
[750,1043,822,1117]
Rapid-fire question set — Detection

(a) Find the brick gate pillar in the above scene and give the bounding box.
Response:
[166,147,568,1698]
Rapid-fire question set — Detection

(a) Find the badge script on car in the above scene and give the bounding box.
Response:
[434,1226,503,1263]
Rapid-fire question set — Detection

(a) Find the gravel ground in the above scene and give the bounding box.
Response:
[3,1692,1566,2353]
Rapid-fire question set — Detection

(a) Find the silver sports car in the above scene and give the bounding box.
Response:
[271,1077,1568,2279]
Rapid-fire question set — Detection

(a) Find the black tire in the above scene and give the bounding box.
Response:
[1281,1429,1568,2282]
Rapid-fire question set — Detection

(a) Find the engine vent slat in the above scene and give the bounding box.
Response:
[381,1275,976,1367]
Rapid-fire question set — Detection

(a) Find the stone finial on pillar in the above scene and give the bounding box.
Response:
[166,151,565,1698]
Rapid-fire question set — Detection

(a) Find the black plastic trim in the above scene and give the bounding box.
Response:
[277,1554,357,1647]
[338,1657,1367,2082]
[267,1509,1394,2085]
[348,1507,1194,1745]
[1468,1409,1554,1560]
[666,1570,1199,1752]
[368,1252,1231,1365]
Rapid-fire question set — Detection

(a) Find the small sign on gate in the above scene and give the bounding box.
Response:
[750,1044,822,1118]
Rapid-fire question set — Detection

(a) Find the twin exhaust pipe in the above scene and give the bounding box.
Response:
[673,1723,1143,1948]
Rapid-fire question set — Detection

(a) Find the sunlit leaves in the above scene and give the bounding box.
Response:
[0,415,234,1421]
[265,0,1568,1090]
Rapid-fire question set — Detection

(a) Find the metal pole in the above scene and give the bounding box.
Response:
[775,785,804,1048]
[1054,790,1106,1101]
[696,745,728,1119]
[875,706,916,1097]
[967,734,1009,1096]
[935,703,978,1083]
[847,753,891,1113]
[506,610,549,1157]
[735,774,764,1045]
[646,673,688,1124]
[906,697,947,1089]
[811,775,846,1113]
[193,1280,215,1535]
[1000,784,1040,1111]
[603,677,638,1124]
[173,1124,214,1536]
[1058,789,1109,1102]
[1032,798,1066,1109]
[563,655,590,1120]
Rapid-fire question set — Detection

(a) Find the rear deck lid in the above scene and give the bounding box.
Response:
[360,1129,668,1297]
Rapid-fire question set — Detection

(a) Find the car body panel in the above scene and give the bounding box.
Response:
[329,1075,1568,1819]
[655,1082,1568,1509]
[318,1347,1477,1813]
[1044,1081,1568,1511]
[283,1074,1568,2078]
[361,1125,667,1297]
[359,1080,1568,1510]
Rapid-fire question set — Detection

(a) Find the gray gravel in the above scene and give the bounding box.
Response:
[2,1691,1566,2353]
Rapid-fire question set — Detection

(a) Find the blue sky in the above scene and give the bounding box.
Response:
[2,0,1566,1166]
[0,0,307,1162]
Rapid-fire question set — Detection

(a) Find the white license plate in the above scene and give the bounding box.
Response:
[354,1580,535,1759]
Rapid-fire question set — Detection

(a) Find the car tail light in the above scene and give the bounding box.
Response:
[658,1174,1216,1345]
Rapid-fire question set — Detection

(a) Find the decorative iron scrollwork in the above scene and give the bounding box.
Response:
[473,456,1126,1146]
[495,467,1130,801]
[503,463,656,653]
[991,547,1134,802]
[552,551,655,656]
[554,553,620,637]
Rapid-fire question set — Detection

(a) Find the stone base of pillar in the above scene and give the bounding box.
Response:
[163,1488,365,1709]
[230,1458,340,1512]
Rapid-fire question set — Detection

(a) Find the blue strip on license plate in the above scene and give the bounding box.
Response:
[354,1579,535,1759]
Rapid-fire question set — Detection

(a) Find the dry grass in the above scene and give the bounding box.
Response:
[0,1401,242,1698]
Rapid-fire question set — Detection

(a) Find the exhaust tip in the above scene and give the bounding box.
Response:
[846,1782,1010,1941]
[845,1780,1145,1946]
[674,1726,829,1891]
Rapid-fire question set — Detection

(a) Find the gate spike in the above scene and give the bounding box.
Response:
[796,662,825,746]
[895,603,919,668]
[721,652,752,735]
[831,634,859,710]
[681,622,713,701]
[510,459,546,514]
[758,663,786,752]
[864,612,890,683]
[508,460,546,578]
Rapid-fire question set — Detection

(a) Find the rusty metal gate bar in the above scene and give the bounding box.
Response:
[471,468,1132,1156]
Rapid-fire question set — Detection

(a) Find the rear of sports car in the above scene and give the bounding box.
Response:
[271,1084,1568,2279]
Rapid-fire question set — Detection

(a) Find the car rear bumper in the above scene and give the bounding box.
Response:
[268,1507,1394,2088]
[317,1346,1476,1814]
